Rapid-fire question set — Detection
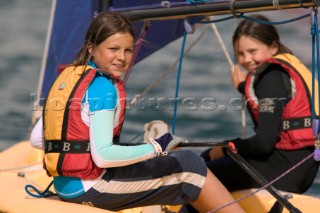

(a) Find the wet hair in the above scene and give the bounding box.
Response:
[73,12,135,66]
[232,14,293,56]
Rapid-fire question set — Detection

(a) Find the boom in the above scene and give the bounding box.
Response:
[113,0,320,21]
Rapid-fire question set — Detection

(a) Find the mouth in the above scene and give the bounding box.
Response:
[246,63,257,71]
[113,64,126,71]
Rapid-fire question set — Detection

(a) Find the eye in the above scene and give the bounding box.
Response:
[125,48,133,53]
[109,47,118,51]
[249,49,257,54]
[237,52,244,58]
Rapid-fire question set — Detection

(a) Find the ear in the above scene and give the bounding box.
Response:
[88,43,94,55]
[271,41,279,56]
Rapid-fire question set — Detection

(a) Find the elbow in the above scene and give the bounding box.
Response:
[29,130,43,150]
[92,157,111,168]
[29,130,37,146]
[29,116,44,150]
[91,153,109,168]
[255,138,276,155]
[255,146,274,156]
[91,147,115,168]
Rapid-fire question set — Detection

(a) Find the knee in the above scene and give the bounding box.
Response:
[172,150,206,175]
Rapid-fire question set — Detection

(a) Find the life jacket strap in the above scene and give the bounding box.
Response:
[281,116,312,131]
[44,140,90,153]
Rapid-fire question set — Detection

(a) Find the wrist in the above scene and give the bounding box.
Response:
[149,138,167,157]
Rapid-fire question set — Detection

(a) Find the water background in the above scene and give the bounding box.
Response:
[0,0,318,197]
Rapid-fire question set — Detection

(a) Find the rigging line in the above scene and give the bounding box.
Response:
[312,8,320,161]
[240,13,310,25]
[311,12,316,125]
[193,12,309,25]
[209,150,313,213]
[316,12,320,135]
[171,32,188,134]
[208,17,233,67]
[208,16,246,139]
[310,9,320,161]
[123,21,149,86]
[299,0,309,8]
[191,14,235,24]
[126,25,210,108]
[316,12,320,162]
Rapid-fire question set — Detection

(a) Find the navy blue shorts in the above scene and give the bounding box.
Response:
[62,150,207,211]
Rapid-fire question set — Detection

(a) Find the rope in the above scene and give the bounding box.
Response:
[191,15,235,24]
[126,25,210,108]
[310,8,320,161]
[123,21,149,86]
[208,18,233,67]
[0,161,56,199]
[25,180,57,198]
[126,25,210,142]
[171,32,188,134]
[208,152,314,213]
[240,13,309,25]
[315,12,319,136]
[208,16,247,139]
[191,13,310,25]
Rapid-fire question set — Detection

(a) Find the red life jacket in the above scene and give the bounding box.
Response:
[43,65,126,179]
[244,54,318,150]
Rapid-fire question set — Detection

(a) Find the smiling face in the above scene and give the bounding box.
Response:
[234,35,278,72]
[88,32,134,77]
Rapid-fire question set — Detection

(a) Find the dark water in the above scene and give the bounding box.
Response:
[0,0,318,197]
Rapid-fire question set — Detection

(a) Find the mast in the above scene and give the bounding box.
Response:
[117,0,320,21]
[98,0,112,13]
[32,0,57,124]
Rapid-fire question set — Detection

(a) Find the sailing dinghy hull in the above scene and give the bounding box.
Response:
[0,141,319,213]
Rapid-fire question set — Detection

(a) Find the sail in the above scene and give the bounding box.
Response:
[37,0,98,106]
[36,0,320,107]
[37,0,192,106]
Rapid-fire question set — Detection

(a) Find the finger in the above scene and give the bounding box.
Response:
[231,65,237,77]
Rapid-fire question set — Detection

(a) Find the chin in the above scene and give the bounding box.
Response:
[113,71,125,77]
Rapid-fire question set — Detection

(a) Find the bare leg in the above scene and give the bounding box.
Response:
[190,169,245,213]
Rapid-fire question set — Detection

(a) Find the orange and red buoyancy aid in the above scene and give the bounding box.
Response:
[244,54,318,150]
[42,65,126,179]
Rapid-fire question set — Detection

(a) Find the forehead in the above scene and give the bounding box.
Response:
[236,36,265,49]
[103,32,134,45]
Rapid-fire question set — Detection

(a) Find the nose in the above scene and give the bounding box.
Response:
[243,53,251,63]
[117,51,125,61]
